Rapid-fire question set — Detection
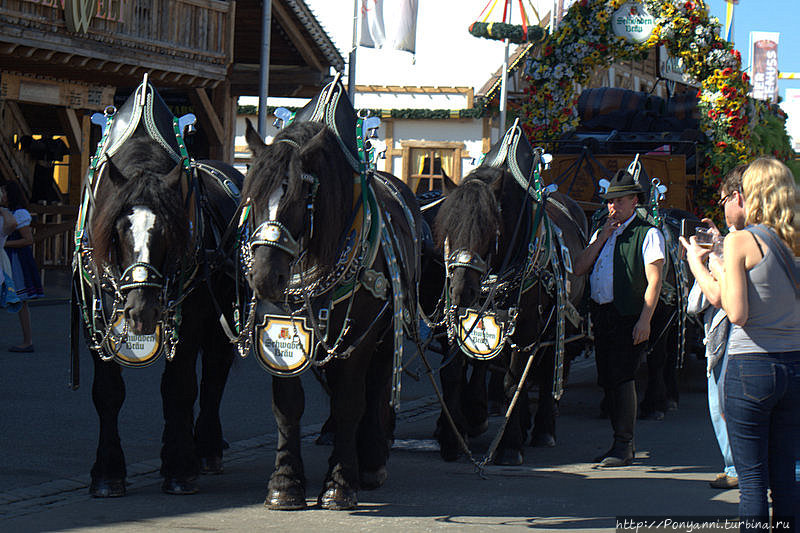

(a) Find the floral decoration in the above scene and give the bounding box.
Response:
[520,0,755,217]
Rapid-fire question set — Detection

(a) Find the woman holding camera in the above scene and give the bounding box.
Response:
[704,157,799,529]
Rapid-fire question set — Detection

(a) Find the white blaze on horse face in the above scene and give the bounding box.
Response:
[128,206,157,263]
[267,187,283,220]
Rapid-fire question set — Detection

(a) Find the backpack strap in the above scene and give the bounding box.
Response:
[746,224,800,298]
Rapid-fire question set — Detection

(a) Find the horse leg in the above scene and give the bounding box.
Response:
[531,349,557,448]
[315,369,336,446]
[160,338,201,495]
[640,338,667,420]
[436,350,468,462]
[357,330,394,489]
[90,351,127,498]
[318,355,370,510]
[266,375,306,510]
[495,349,528,465]
[194,327,234,475]
[463,360,489,436]
[662,324,680,410]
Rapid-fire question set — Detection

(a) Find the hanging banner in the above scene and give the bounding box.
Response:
[750,32,780,102]
[359,0,418,54]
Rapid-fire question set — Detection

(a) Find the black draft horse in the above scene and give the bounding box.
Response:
[639,207,701,417]
[433,165,589,464]
[242,120,420,510]
[79,128,242,497]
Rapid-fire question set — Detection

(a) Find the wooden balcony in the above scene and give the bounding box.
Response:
[0,0,235,88]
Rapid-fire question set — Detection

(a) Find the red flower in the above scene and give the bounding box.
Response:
[544,45,553,56]
[685,1,695,10]
[716,141,728,149]
[721,67,733,77]
[742,72,750,83]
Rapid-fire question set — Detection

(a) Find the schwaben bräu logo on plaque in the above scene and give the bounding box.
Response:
[612,2,655,44]
[107,314,164,368]
[255,315,314,377]
[458,309,504,360]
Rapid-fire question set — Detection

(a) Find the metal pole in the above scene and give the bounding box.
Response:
[499,38,509,132]
[498,1,510,131]
[348,0,359,103]
[258,0,273,136]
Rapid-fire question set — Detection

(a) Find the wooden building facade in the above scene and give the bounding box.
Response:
[0,0,342,273]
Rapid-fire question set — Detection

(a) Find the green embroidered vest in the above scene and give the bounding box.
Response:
[613,217,655,317]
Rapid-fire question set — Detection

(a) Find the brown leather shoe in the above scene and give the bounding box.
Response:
[709,473,738,489]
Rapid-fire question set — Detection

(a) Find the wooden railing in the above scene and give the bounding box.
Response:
[29,204,76,274]
[0,0,235,77]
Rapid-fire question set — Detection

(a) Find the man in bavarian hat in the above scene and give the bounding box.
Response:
[574,168,665,467]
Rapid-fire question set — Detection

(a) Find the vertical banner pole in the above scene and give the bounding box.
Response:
[498,0,511,132]
[258,0,273,136]
[348,0,359,103]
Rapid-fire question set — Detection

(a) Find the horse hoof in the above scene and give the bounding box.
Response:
[360,466,388,490]
[265,487,307,510]
[466,418,489,437]
[200,456,224,475]
[494,448,523,466]
[530,433,556,448]
[89,478,126,498]
[161,477,198,495]
[318,485,357,510]
[315,431,335,446]
[440,446,459,462]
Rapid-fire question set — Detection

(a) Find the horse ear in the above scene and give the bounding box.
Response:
[245,118,266,157]
[105,156,127,187]
[298,126,329,169]
[164,160,185,191]
[489,169,505,198]
[441,168,458,194]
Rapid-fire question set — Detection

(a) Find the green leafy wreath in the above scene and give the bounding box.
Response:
[469,21,546,44]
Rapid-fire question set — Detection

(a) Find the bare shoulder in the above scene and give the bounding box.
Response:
[725,230,764,269]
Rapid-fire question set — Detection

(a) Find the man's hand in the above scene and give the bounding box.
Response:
[632,316,651,345]
[599,216,621,242]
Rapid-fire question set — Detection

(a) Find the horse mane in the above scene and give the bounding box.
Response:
[91,130,190,265]
[434,166,527,255]
[242,121,353,267]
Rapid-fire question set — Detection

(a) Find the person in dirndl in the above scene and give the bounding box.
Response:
[2,179,42,350]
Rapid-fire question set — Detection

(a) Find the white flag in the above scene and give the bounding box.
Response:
[359,0,418,54]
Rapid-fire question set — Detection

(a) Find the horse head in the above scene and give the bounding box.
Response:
[91,146,189,335]
[242,119,353,301]
[434,166,516,309]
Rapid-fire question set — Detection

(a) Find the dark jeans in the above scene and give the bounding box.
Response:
[724,351,800,529]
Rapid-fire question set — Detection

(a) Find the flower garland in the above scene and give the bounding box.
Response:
[521,0,752,217]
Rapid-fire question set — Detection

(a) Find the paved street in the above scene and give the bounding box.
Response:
[0,292,739,532]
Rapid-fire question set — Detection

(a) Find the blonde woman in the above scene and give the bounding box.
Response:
[706,157,800,529]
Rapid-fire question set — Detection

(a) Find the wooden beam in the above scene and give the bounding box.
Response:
[57,108,82,156]
[189,88,225,147]
[271,0,325,72]
[6,102,31,137]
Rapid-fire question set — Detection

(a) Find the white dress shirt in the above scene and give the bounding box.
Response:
[589,213,666,305]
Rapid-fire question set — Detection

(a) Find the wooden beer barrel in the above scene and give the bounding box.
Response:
[666,91,698,121]
[577,88,647,122]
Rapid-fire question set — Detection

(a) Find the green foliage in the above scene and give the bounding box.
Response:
[469,22,546,44]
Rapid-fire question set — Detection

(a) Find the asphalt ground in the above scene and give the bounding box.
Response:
[0,289,740,532]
